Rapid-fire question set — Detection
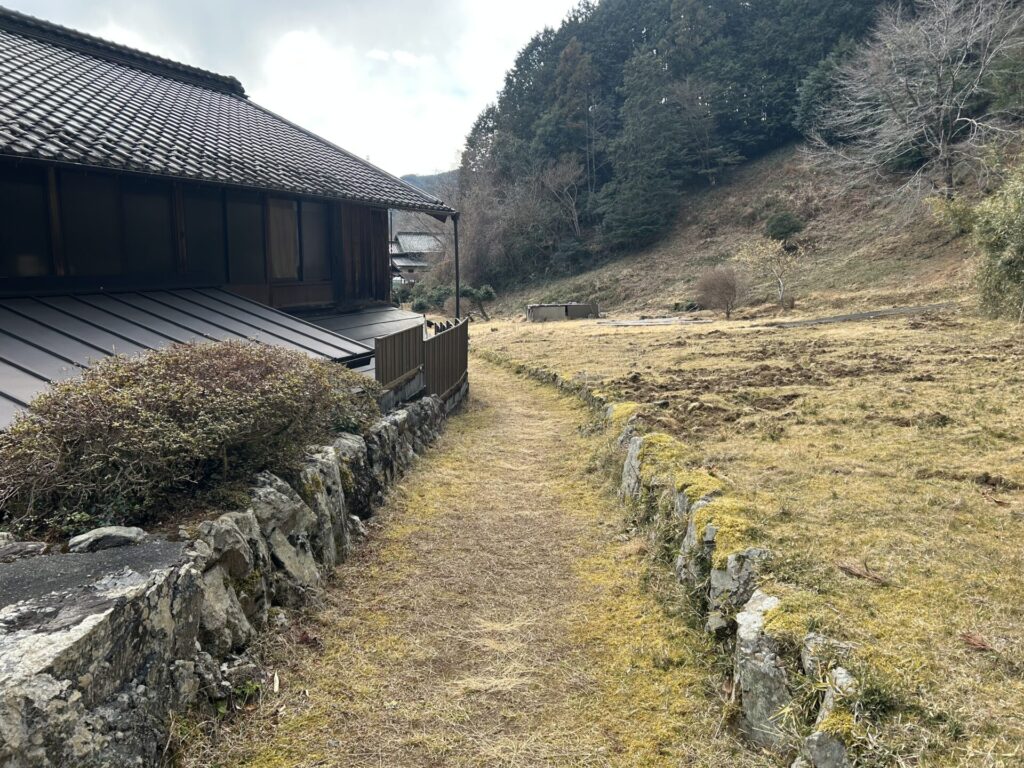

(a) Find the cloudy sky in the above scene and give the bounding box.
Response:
[10,1,579,176]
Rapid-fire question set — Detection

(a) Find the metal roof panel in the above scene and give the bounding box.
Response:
[0,288,373,428]
[307,305,425,344]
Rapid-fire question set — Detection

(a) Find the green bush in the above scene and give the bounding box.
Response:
[764,211,806,242]
[409,283,454,314]
[459,284,497,320]
[392,281,413,304]
[0,341,381,538]
[972,167,1024,319]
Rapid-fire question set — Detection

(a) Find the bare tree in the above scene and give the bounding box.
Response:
[809,0,1024,198]
[538,157,585,238]
[736,237,804,310]
[694,266,748,319]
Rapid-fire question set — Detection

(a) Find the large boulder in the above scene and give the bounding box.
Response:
[708,547,770,618]
[197,517,252,579]
[802,730,850,768]
[0,549,201,768]
[334,433,371,519]
[217,511,272,629]
[197,566,253,657]
[0,542,48,564]
[195,512,270,646]
[675,497,715,586]
[620,436,645,501]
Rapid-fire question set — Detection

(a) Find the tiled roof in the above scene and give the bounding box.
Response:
[394,232,445,254]
[0,7,454,215]
[391,255,432,269]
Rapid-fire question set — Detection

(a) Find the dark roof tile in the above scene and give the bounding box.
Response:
[0,7,453,215]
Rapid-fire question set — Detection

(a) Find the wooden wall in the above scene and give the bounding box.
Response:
[0,158,393,311]
[337,203,390,304]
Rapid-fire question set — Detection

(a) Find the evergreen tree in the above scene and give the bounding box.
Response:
[599,49,688,249]
[533,38,600,197]
[457,0,888,283]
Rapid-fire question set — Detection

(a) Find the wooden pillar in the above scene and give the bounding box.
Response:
[453,212,461,319]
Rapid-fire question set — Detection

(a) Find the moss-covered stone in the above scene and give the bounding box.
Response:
[692,497,754,570]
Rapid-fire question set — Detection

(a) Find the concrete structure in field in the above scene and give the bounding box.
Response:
[527,302,600,322]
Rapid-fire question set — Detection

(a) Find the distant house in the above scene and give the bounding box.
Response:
[0,8,459,425]
[389,231,444,283]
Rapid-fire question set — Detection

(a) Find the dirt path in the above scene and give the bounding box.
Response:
[197,359,764,768]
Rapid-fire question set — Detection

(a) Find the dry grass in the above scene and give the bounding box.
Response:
[491,145,974,319]
[475,309,1024,766]
[175,360,770,768]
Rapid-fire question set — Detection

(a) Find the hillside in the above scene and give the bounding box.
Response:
[401,170,457,199]
[491,145,976,318]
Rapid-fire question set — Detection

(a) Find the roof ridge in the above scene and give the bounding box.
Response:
[0,5,246,97]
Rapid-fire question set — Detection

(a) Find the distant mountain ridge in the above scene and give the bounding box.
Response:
[402,170,457,199]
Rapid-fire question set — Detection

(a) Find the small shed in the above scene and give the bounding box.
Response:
[527,303,600,322]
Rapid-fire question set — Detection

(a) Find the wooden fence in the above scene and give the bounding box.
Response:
[375,319,468,400]
[424,319,469,399]
[374,324,423,390]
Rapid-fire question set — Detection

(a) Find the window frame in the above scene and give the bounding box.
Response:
[264,195,334,286]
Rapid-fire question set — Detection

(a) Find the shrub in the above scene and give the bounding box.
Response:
[459,283,497,320]
[694,266,748,319]
[736,236,804,310]
[392,282,414,304]
[0,341,381,538]
[764,210,805,242]
[962,165,1024,319]
[409,283,453,314]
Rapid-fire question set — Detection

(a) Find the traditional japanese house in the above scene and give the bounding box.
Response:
[389,231,443,284]
[0,7,460,425]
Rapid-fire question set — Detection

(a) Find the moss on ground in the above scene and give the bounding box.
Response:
[474,310,1024,765]
[606,400,643,427]
[691,497,755,570]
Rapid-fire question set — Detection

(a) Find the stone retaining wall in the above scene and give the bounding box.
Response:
[476,350,856,768]
[0,382,467,768]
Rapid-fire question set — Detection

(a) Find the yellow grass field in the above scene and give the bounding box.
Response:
[474,308,1024,766]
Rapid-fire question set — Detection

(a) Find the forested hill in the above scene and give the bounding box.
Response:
[401,171,457,199]
[457,0,884,286]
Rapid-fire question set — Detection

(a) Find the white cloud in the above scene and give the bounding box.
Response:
[17,0,581,176]
[247,1,579,175]
[249,29,461,176]
[88,19,193,64]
